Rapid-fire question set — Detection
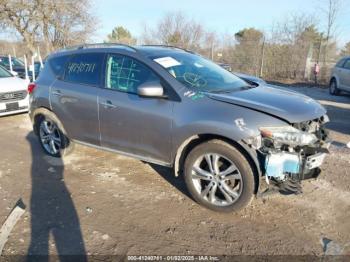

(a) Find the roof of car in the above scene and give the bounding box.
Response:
[51,43,190,58]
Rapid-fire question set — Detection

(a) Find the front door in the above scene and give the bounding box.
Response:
[98,54,174,164]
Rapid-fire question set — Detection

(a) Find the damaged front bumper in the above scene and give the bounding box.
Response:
[256,115,330,195]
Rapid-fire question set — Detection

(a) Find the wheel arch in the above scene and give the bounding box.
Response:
[173,134,261,194]
[330,76,337,84]
[31,107,68,137]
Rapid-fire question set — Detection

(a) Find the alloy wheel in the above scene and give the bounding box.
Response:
[39,119,62,155]
[191,153,243,206]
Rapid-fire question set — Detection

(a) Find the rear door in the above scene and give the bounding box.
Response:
[98,53,174,164]
[50,52,104,145]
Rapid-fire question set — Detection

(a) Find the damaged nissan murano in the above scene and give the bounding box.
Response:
[28,44,330,212]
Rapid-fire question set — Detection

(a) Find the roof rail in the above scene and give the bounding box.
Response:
[58,42,138,53]
[140,44,195,54]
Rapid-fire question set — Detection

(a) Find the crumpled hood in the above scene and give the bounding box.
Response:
[207,86,327,123]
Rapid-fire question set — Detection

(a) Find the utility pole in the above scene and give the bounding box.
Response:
[259,36,266,78]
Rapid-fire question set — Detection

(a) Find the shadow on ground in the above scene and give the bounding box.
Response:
[148,164,192,199]
[26,131,87,261]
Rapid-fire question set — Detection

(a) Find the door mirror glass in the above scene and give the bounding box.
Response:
[137,82,164,98]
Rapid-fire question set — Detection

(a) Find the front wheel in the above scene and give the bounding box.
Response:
[329,79,340,95]
[36,113,74,157]
[183,140,255,212]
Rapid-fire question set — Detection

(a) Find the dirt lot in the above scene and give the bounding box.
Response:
[0,86,349,258]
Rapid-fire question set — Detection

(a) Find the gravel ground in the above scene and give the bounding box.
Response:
[0,86,349,258]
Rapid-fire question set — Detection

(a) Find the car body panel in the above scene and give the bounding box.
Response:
[98,88,174,163]
[0,72,29,117]
[30,45,328,169]
[50,79,100,145]
[207,86,326,123]
[331,56,350,92]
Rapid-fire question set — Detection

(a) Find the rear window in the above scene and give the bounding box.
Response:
[49,55,70,78]
[64,53,103,86]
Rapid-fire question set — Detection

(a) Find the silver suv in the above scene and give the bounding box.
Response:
[330,56,350,95]
[29,44,330,212]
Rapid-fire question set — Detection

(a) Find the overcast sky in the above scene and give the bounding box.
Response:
[94,0,350,46]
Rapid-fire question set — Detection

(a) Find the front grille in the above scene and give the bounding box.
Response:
[0,90,27,102]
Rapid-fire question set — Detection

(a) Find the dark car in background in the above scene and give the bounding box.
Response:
[217,63,267,86]
[0,56,43,81]
[0,56,26,78]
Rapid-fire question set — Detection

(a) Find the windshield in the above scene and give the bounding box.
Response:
[0,57,24,67]
[152,52,248,93]
[0,66,13,78]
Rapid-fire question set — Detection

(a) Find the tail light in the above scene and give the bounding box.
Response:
[28,83,36,94]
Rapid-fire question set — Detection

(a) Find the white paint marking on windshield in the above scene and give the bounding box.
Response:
[154,57,181,68]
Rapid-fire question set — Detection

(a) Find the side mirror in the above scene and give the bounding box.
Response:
[137,81,165,98]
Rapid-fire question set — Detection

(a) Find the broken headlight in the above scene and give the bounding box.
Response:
[259,126,318,147]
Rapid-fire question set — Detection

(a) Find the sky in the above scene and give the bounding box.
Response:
[93,0,350,46]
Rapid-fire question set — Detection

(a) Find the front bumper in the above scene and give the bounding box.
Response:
[0,98,29,117]
[264,141,330,179]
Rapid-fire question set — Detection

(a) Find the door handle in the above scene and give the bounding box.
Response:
[52,90,62,96]
[100,100,117,109]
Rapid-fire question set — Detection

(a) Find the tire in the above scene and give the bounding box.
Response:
[329,79,340,95]
[34,111,74,157]
[183,139,255,212]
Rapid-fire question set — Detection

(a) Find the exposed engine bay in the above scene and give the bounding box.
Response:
[253,115,330,195]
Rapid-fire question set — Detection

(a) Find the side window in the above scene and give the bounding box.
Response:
[64,53,103,85]
[105,54,159,94]
[336,58,346,68]
[49,55,70,78]
[343,59,350,70]
[0,57,10,67]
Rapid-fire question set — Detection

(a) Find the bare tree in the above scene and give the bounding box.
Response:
[37,0,97,52]
[0,0,97,55]
[319,0,342,63]
[340,41,350,57]
[140,11,204,50]
[0,0,40,54]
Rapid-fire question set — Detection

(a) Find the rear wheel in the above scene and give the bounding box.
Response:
[35,112,74,157]
[183,140,255,212]
[329,79,340,95]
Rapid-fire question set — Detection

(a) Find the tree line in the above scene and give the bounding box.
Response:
[1,0,349,83]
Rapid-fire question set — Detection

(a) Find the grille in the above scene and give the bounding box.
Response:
[0,90,27,102]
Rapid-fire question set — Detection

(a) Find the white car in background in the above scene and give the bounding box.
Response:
[0,65,29,116]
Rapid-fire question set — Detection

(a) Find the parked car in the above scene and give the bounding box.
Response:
[217,63,267,86]
[29,44,330,212]
[0,56,26,79]
[0,56,43,81]
[233,72,267,86]
[0,65,29,116]
[330,56,350,95]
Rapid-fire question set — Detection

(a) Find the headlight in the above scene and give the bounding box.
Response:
[259,126,318,146]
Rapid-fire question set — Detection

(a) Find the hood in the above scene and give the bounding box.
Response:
[0,76,28,93]
[207,86,326,123]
